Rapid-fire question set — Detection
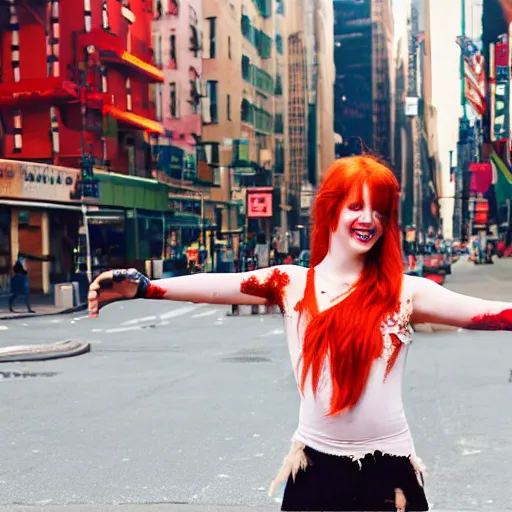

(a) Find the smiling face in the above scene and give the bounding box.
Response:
[333,182,385,256]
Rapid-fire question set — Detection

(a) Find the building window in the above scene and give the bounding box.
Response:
[189,79,200,114]
[206,80,218,123]
[154,0,163,19]
[189,24,200,57]
[170,82,178,117]
[101,0,109,30]
[206,17,216,59]
[242,55,251,82]
[227,94,231,120]
[153,32,162,67]
[169,34,177,64]
[228,36,231,59]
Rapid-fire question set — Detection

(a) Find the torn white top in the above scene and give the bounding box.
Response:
[284,296,416,458]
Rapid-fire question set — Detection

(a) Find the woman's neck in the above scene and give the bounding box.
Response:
[315,244,365,283]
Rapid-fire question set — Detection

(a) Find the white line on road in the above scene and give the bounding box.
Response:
[0,326,7,330]
[260,329,284,337]
[122,315,157,326]
[159,305,201,320]
[105,325,142,334]
[191,309,219,318]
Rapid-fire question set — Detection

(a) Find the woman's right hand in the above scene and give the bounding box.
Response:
[88,269,152,317]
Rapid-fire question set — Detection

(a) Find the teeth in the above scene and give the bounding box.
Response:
[352,229,374,242]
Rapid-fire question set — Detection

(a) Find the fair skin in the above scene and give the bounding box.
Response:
[88,184,512,330]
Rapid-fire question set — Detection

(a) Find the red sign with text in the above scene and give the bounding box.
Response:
[247,188,273,218]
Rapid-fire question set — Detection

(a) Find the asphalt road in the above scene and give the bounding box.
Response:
[0,258,511,512]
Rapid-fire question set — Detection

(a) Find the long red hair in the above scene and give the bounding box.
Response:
[297,155,404,415]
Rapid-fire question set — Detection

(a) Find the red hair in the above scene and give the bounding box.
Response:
[296,155,404,415]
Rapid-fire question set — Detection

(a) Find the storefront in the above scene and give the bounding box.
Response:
[0,159,82,293]
[0,206,11,297]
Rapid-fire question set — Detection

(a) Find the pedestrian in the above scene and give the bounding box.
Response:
[9,257,35,313]
[87,155,512,512]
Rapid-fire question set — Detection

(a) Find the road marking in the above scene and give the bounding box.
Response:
[159,305,201,320]
[105,325,142,334]
[261,329,284,337]
[0,326,7,330]
[191,309,218,318]
[122,315,157,326]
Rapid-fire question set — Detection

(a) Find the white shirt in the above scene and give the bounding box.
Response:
[283,290,416,458]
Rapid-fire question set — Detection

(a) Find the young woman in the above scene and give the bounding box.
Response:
[88,156,512,512]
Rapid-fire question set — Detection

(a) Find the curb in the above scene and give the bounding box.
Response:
[0,302,87,321]
[0,340,91,363]
[227,304,280,316]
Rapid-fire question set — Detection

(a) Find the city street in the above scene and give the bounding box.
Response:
[0,259,511,512]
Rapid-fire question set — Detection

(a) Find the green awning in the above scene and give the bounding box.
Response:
[94,171,169,211]
[165,212,201,228]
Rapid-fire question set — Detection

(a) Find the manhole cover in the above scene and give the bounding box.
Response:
[0,371,58,380]
[222,356,271,363]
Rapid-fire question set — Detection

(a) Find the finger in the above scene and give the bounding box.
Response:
[88,290,99,318]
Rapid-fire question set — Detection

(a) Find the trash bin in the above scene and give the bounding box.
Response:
[54,282,78,309]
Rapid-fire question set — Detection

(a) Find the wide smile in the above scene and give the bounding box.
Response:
[351,228,376,243]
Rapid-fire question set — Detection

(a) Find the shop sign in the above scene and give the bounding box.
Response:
[247,187,273,218]
[0,160,80,203]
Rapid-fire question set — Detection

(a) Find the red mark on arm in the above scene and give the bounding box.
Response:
[466,309,512,331]
[240,268,291,313]
[145,283,167,299]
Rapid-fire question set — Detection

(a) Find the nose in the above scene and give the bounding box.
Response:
[359,204,373,224]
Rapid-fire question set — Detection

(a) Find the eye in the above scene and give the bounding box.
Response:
[374,211,387,221]
[348,202,363,211]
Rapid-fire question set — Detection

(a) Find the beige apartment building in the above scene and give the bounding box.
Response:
[201,0,278,242]
[199,0,335,253]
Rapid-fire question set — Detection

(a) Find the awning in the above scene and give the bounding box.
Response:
[0,77,79,108]
[77,29,164,83]
[102,105,165,135]
[0,199,82,211]
[99,50,164,83]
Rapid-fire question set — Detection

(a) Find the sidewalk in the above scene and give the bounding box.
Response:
[444,255,512,301]
[0,293,86,321]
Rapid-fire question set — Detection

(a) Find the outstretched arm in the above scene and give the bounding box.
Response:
[88,266,295,317]
[410,276,512,330]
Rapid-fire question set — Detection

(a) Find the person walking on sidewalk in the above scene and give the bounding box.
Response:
[87,155,512,512]
[8,257,35,314]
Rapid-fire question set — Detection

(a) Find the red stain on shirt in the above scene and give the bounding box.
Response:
[240,268,291,313]
[146,283,167,299]
[467,308,512,331]
[384,334,402,380]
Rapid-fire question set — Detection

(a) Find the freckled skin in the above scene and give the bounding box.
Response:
[466,309,512,331]
[240,268,291,313]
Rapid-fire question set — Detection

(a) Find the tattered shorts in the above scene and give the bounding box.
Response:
[271,442,429,512]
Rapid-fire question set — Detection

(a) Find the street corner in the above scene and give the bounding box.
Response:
[0,340,91,363]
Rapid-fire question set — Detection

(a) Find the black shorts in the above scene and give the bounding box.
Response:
[281,447,429,512]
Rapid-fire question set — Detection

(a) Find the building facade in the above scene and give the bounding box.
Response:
[200,0,278,260]
[151,0,202,181]
[333,0,393,165]
[0,0,169,294]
